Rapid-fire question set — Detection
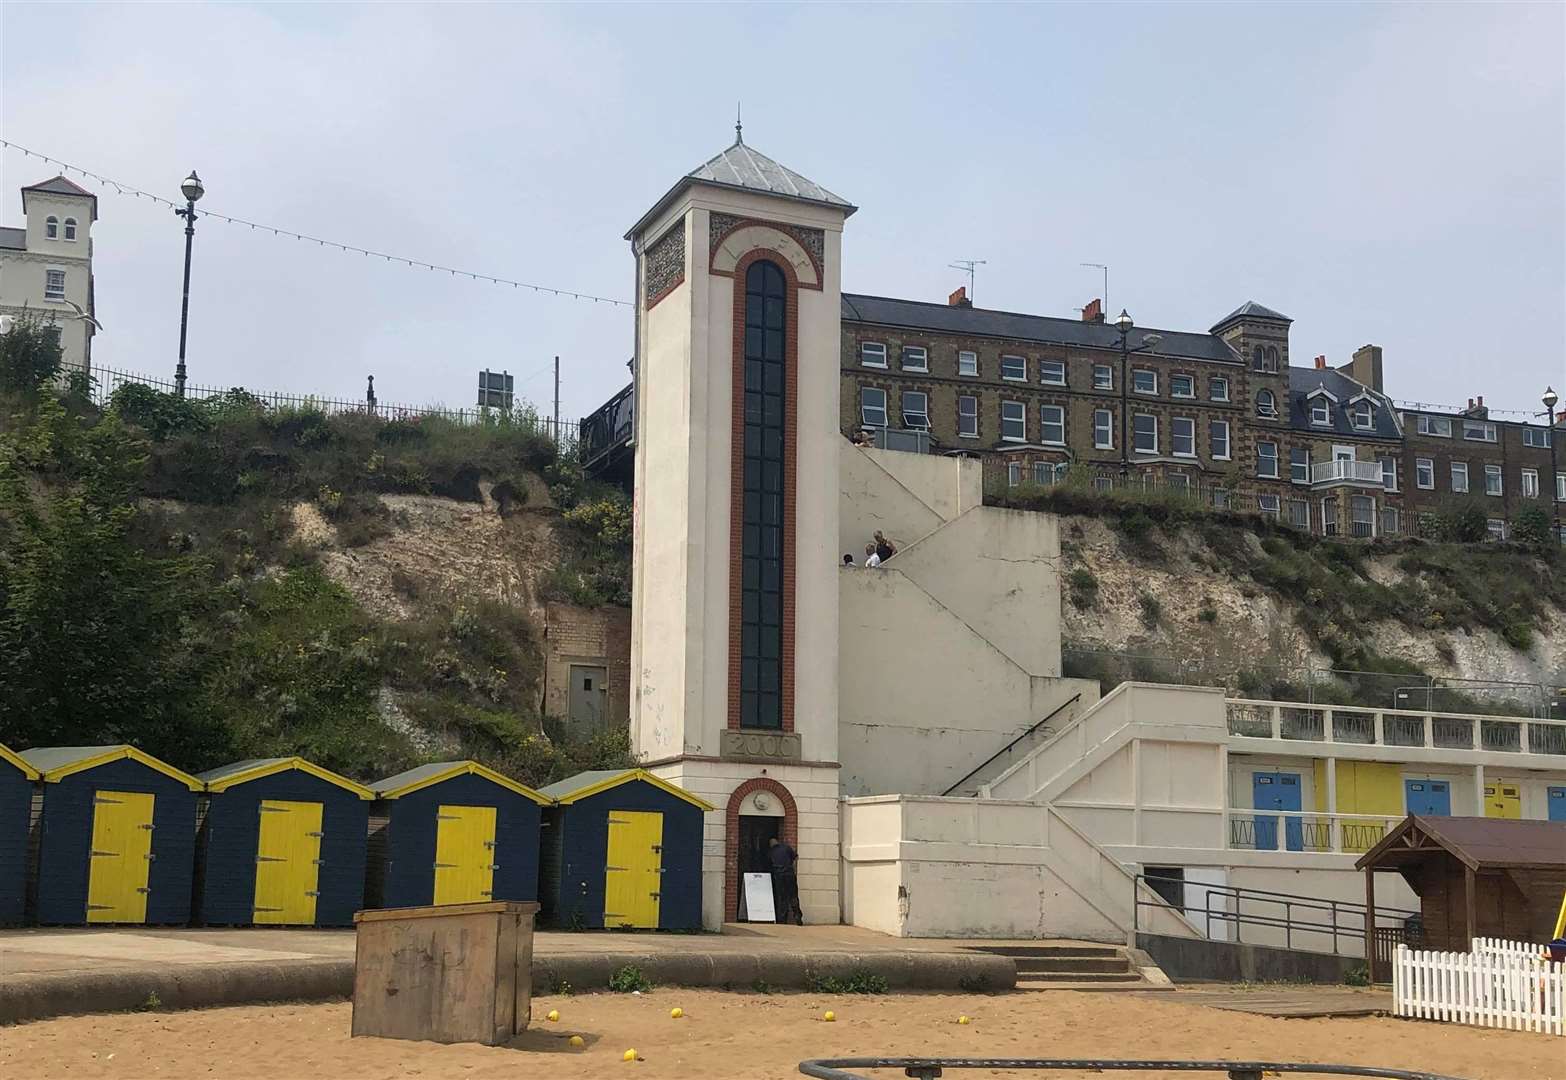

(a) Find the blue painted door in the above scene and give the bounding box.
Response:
[1548,787,1566,823]
[1404,779,1451,816]
[1252,771,1303,851]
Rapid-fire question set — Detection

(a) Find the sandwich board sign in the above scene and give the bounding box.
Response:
[742,872,776,923]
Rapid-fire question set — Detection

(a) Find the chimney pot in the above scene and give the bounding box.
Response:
[1314,355,1326,370]
[1477,395,1484,407]
[1081,298,1103,323]
[948,286,972,308]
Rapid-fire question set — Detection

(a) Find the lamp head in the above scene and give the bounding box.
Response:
[1115,309,1133,333]
[1544,386,1559,412]
[180,171,205,203]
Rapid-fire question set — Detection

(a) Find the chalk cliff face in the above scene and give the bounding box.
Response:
[1055,515,1566,708]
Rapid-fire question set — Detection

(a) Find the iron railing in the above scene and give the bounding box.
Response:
[1133,873,1419,959]
[1225,699,1566,755]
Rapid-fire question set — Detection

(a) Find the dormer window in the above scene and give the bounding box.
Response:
[63,218,77,241]
[1256,389,1277,419]
[1310,399,1332,425]
[45,216,58,239]
[1350,399,1374,430]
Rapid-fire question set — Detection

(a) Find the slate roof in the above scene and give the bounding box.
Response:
[1287,366,1401,440]
[22,175,95,198]
[0,226,25,250]
[1211,300,1292,330]
[842,293,1239,364]
[1357,815,1566,872]
[627,137,854,239]
[537,769,627,801]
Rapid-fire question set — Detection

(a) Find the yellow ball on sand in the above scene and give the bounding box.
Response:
[958,1015,971,1025]
[823,1010,836,1022]
[546,1009,560,1022]
[623,1049,638,1062]
[670,1007,683,1019]
[568,1035,584,1048]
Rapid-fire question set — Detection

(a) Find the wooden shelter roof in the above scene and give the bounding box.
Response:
[1355,815,1566,873]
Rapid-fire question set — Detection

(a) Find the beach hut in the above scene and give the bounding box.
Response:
[21,745,202,925]
[0,743,40,924]
[367,760,549,909]
[195,757,373,927]
[537,769,713,931]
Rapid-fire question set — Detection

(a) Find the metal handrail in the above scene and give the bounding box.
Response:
[1133,873,1418,957]
[799,1058,1466,1079]
[941,694,1082,797]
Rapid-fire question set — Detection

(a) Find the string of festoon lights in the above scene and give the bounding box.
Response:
[0,139,633,308]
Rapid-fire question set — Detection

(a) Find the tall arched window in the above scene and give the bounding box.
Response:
[739,259,787,731]
[63,218,77,241]
[1252,345,1264,370]
[45,216,58,239]
[1256,389,1277,418]
[1266,346,1280,370]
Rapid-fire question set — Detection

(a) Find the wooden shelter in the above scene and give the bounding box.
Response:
[1357,815,1566,979]
[536,769,714,931]
[195,757,374,927]
[0,743,40,924]
[21,745,203,925]
[367,760,549,910]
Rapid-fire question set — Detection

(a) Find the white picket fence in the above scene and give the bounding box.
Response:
[1394,939,1565,1036]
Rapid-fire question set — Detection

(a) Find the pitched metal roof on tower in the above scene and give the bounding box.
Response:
[1211,300,1292,331]
[626,133,855,240]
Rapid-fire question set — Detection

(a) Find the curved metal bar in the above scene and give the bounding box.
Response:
[798,1058,1468,1080]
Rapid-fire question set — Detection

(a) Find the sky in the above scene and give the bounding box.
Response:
[2,2,1562,423]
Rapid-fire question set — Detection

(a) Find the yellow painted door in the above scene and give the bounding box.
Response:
[86,791,155,923]
[604,810,662,929]
[1484,782,1521,819]
[253,800,322,925]
[433,804,497,905]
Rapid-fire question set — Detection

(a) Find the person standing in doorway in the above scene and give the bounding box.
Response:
[767,836,803,925]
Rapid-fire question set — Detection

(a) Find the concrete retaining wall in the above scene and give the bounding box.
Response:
[1136,932,1362,984]
[0,950,1015,1024]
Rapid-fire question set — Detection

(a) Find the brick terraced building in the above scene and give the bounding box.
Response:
[834,288,1562,540]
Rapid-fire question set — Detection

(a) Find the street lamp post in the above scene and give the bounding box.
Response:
[174,170,205,397]
[1545,386,1560,543]
[1112,308,1161,484]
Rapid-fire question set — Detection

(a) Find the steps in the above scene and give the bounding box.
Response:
[965,943,1169,991]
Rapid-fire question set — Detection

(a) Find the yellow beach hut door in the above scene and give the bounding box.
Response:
[1484,783,1521,819]
[86,791,155,923]
[604,810,662,929]
[253,800,323,924]
[433,804,497,905]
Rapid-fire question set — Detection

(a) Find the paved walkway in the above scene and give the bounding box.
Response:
[0,923,1090,978]
[1153,985,1393,1018]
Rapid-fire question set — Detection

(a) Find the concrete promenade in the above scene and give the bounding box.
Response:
[0,924,1019,1023]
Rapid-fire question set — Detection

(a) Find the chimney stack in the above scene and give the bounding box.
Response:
[1344,344,1384,392]
[1081,298,1104,323]
[1314,355,1326,370]
[948,286,972,308]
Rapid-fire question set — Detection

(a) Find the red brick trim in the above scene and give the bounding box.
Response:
[709,217,824,290]
[645,272,685,311]
[728,248,798,736]
[722,777,799,923]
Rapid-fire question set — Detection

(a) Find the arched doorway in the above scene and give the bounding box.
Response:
[724,777,798,923]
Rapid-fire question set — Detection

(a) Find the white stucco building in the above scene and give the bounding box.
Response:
[626,133,1566,948]
[0,175,98,375]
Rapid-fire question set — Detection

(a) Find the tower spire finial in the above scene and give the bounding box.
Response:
[735,102,743,144]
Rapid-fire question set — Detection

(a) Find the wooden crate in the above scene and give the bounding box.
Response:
[351,901,539,1045]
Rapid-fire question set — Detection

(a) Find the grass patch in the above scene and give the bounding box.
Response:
[808,967,889,995]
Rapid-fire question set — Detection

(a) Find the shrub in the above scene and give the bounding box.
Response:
[0,309,64,392]
[1197,605,1218,624]
[1067,567,1099,610]
[1511,504,1552,547]
[608,965,654,993]
[808,967,888,995]
[1431,499,1489,543]
[1137,592,1162,629]
[1344,964,1370,987]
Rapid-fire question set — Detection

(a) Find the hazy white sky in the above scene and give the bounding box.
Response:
[2,2,1562,422]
